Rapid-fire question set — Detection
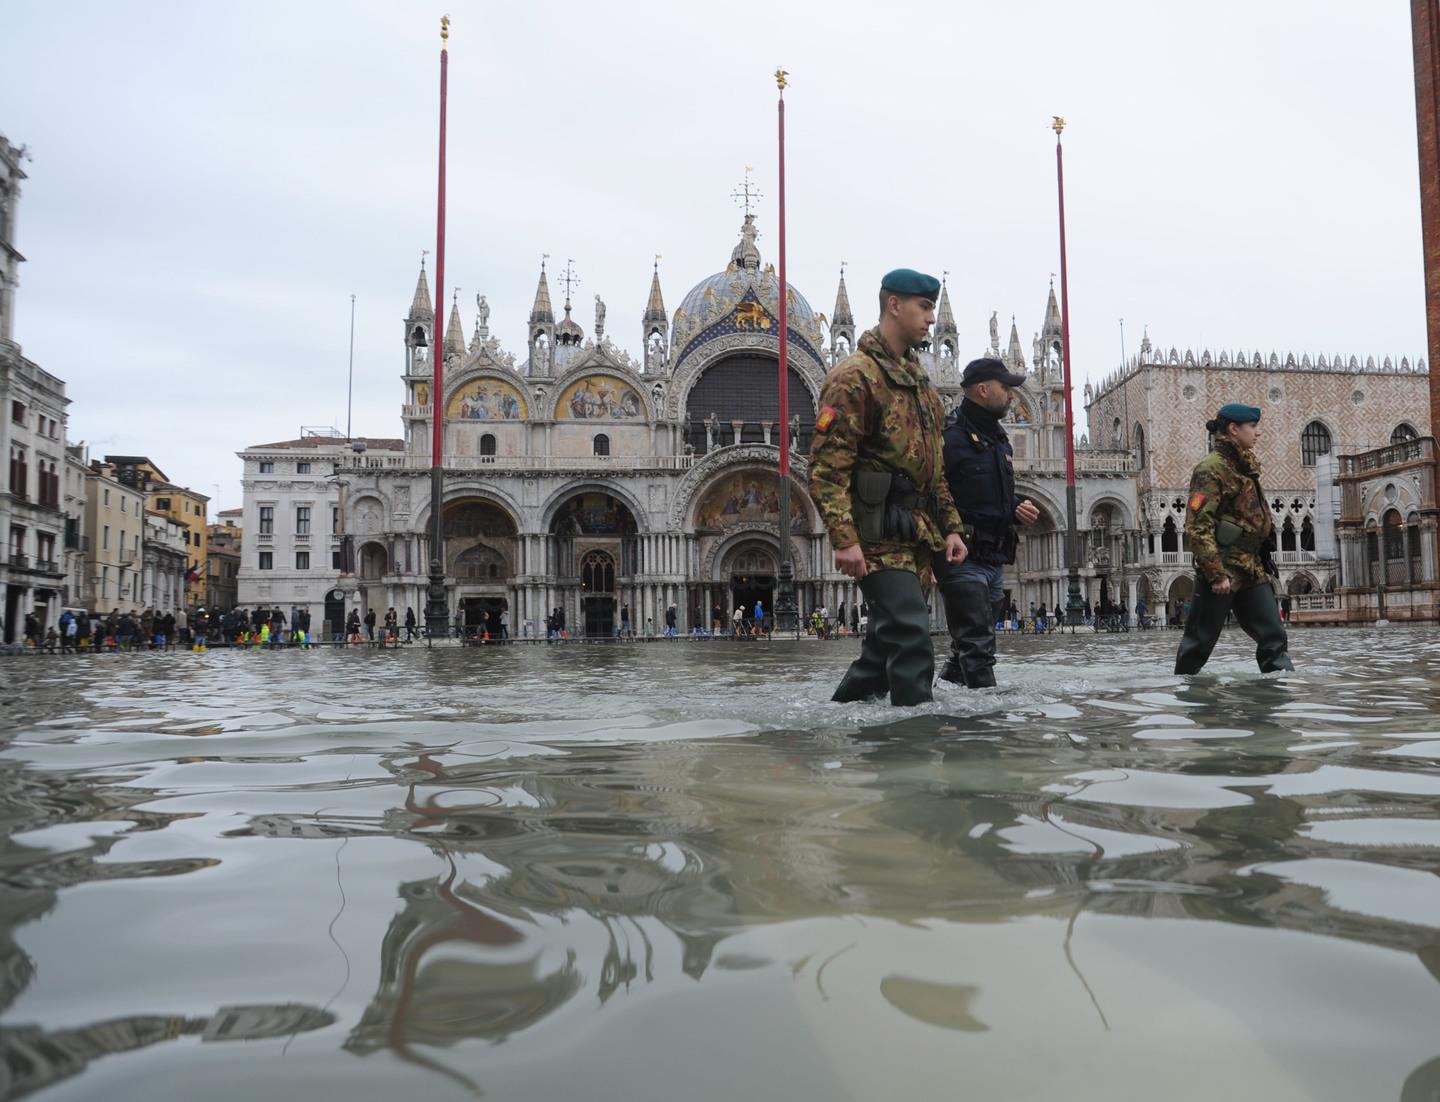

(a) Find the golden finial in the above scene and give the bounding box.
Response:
[1051,115,1065,136]
[775,68,789,94]
[440,14,450,44]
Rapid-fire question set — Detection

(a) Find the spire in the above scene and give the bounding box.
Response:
[1007,316,1024,367]
[831,266,854,327]
[935,276,958,337]
[528,258,555,325]
[1042,278,1062,335]
[643,260,667,325]
[409,261,433,319]
[444,292,465,352]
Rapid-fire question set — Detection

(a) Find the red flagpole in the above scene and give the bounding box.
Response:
[1054,116,1084,626]
[776,72,790,481]
[773,68,798,632]
[432,19,449,466]
[424,16,451,641]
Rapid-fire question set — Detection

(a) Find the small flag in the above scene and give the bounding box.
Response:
[1187,492,1207,513]
[185,563,200,583]
[815,406,838,433]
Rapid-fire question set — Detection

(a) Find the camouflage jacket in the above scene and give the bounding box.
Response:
[1185,437,1274,586]
[808,327,964,576]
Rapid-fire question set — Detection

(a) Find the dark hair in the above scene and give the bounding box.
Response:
[1206,417,1236,435]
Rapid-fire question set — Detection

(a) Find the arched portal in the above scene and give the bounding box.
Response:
[721,540,778,625]
[549,491,640,636]
[685,354,816,455]
[1166,575,1194,625]
[444,499,519,635]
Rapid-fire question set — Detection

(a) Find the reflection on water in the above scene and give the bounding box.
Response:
[2,629,1440,1100]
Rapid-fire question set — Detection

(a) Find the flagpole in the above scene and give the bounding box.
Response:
[1053,116,1085,629]
[774,67,798,636]
[423,16,451,645]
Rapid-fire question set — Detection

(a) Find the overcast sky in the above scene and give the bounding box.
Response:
[3,1,1427,513]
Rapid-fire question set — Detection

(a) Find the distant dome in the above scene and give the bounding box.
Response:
[675,216,815,330]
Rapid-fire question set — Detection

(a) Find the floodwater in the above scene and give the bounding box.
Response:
[3,628,1440,1102]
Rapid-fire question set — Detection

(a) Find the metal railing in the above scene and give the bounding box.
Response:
[337,453,698,473]
[1293,592,1342,612]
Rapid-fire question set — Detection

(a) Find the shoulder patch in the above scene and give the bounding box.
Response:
[1188,491,1207,512]
[815,406,838,433]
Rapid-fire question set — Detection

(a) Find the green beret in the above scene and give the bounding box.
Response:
[1216,402,1262,424]
[880,268,942,300]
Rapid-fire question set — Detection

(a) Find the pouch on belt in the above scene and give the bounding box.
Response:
[852,470,892,544]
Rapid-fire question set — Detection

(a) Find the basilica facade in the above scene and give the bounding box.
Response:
[321,215,1133,637]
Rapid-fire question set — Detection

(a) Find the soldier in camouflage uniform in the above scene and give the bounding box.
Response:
[1174,403,1294,674]
[809,269,968,705]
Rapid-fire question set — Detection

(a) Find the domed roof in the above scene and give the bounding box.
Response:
[675,216,816,330]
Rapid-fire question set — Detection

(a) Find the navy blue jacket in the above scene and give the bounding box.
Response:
[941,400,1023,563]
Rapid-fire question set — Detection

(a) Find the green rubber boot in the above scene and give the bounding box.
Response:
[862,569,935,706]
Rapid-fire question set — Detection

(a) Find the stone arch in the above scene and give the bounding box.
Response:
[412,483,524,538]
[438,497,520,579]
[357,540,388,579]
[1086,493,1133,529]
[539,480,650,535]
[350,493,389,537]
[668,332,826,423]
[680,351,821,456]
[688,465,815,537]
[1286,571,1318,595]
[442,367,530,421]
[702,527,806,583]
[544,360,655,421]
[670,445,814,530]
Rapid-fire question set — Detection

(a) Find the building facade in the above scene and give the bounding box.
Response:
[1084,339,1430,621]
[308,218,1135,637]
[235,435,403,635]
[140,511,188,614]
[104,456,209,604]
[0,133,71,642]
[206,508,243,612]
[82,460,145,612]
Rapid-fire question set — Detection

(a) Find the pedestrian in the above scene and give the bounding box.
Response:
[850,604,860,634]
[732,604,745,636]
[1136,596,1148,627]
[932,357,1040,688]
[24,611,41,648]
[809,270,967,704]
[620,603,632,639]
[298,607,311,646]
[711,603,723,636]
[752,599,765,637]
[346,608,361,642]
[192,607,210,652]
[43,626,58,654]
[499,608,509,640]
[664,604,677,638]
[363,608,377,641]
[385,607,398,642]
[1174,403,1293,674]
[405,606,417,642]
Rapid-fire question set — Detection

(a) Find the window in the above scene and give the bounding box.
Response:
[331,505,340,534]
[258,551,273,570]
[7,446,25,498]
[1301,421,1332,466]
[297,461,311,474]
[480,433,497,457]
[10,400,24,424]
[103,487,110,506]
[296,551,310,570]
[156,497,171,511]
[259,506,274,535]
[296,506,311,535]
[593,433,611,457]
[103,525,110,551]
[1391,423,1419,444]
[1133,424,1145,470]
[332,549,343,569]
[259,461,274,474]
[121,496,127,513]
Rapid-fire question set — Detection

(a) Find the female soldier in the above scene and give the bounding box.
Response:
[1174,403,1294,675]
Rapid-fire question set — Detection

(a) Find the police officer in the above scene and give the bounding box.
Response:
[934,357,1040,687]
[809,269,968,705]
[1174,403,1294,675]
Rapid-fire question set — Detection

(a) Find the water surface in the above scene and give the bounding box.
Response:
[3,628,1440,1101]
